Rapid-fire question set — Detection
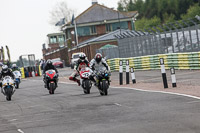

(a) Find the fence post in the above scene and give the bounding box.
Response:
[131,67,136,84]
[170,67,177,87]
[160,58,168,88]
[119,60,123,85]
[126,60,129,84]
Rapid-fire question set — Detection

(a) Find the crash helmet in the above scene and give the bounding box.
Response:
[95,53,102,63]
[79,53,86,61]
[2,65,8,73]
[46,59,52,65]
[12,64,17,68]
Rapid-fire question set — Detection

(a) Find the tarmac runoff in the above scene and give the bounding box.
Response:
[59,81,200,100]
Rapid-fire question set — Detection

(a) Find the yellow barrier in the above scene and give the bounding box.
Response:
[20,67,25,78]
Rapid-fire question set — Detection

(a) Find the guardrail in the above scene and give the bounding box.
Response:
[107,52,200,71]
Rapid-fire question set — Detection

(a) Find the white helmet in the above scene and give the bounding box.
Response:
[79,53,86,61]
[2,65,8,73]
[12,64,17,68]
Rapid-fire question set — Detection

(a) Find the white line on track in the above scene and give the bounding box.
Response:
[59,82,200,100]
[17,129,24,133]
[114,103,122,106]
[8,119,17,122]
[59,81,76,85]
[111,86,200,100]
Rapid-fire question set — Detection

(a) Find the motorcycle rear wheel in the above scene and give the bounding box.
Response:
[49,83,55,94]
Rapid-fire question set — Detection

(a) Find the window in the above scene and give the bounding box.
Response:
[50,36,57,44]
[112,22,128,31]
[58,35,64,43]
[106,24,112,32]
[67,30,71,39]
[90,26,96,34]
[77,26,90,36]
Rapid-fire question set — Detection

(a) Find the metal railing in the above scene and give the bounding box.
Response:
[99,16,200,59]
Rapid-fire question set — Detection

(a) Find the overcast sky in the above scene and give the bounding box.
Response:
[0,0,119,62]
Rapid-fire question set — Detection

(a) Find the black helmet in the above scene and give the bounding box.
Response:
[79,53,86,61]
[46,59,52,65]
[95,53,102,63]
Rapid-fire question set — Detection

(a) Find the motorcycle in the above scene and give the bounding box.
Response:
[79,67,92,94]
[1,76,15,101]
[13,70,21,89]
[95,69,110,96]
[45,69,58,94]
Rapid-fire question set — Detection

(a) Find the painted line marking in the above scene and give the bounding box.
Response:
[57,81,200,100]
[114,103,122,107]
[111,86,200,100]
[187,101,200,104]
[9,119,17,122]
[17,129,24,133]
[59,82,76,85]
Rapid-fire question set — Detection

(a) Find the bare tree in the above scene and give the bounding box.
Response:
[49,1,75,26]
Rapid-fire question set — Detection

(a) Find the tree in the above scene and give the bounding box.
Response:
[117,0,129,11]
[49,1,74,26]
[181,3,200,20]
[135,16,161,31]
[163,13,175,24]
[127,0,135,11]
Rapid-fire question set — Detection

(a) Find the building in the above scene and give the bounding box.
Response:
[62,3,138,47]
[62,2,138,62]
[43,1,138,65]
[42,33,69,65]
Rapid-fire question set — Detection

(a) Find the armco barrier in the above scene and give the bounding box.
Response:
[107,52,200,72]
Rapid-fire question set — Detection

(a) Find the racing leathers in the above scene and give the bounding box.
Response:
[0,68,15,88]
[43,63,59,88]
[69,59,90,86]
[0,68,15,79]
[12,66,21,72]
[90,57,110,72]
[90,58,110,85]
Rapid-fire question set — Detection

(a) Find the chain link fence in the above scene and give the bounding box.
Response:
[98,17,200,59]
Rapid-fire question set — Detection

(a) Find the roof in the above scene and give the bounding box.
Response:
[47,33,65,37]
[65,4,137,25]
[77,29,131,46]
[99,44,118,50]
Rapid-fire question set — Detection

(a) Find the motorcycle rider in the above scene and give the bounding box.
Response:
[90,53,111,85]
[69,53,93,86]
[43,59,59,88]
[0,65,15,88]
[11,64,21,72]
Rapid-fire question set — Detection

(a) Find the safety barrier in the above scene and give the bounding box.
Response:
[20,65,42,78]
[107,52,200,71]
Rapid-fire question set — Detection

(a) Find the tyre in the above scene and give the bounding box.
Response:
[49,83,55,94]
[71,64,74,69]
[98,82,104,95]
[15,82,19,89]
[6,88,12,101]
[102,80,108,95]
[83,79,91,94]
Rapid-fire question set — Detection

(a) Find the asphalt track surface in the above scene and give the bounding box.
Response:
[0,70,200,133]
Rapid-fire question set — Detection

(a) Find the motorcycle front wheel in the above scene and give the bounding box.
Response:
[5,88,12,101]
[83,79,91,94]
[100,80,108,96]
